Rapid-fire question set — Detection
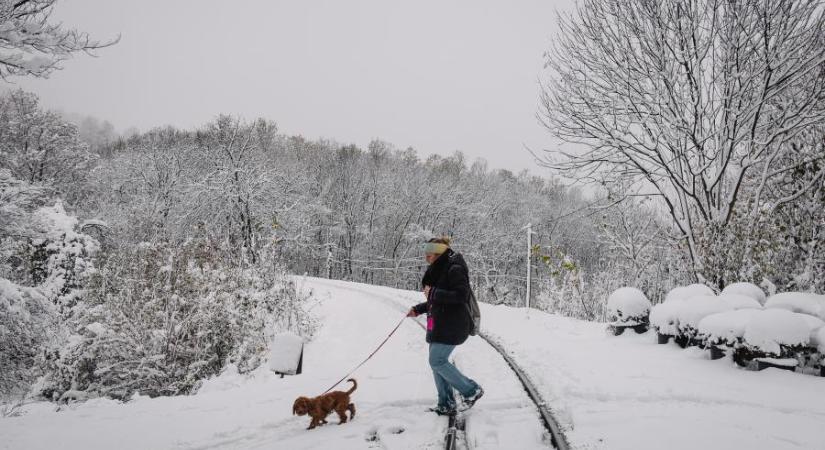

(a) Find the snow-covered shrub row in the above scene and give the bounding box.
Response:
[698,306,823,367]
[606,287,651,326]
[697,309,761,348]
[718,293,762,310]
[721,282,767,305]
[664,283,715,303]
[36,239,316,401]
[652,284,766,336]
[652,283,769,349]
[764,292,825,320]
[651,285,728,339]
[742,309,813,356]
[652,295,732,344]
[649,300,683,336]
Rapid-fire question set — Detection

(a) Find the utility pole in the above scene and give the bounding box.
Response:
[526,223,532,310]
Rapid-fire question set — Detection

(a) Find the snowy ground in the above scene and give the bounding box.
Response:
[1,277,823,449]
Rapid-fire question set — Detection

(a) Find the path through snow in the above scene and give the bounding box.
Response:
[0,277,548,450]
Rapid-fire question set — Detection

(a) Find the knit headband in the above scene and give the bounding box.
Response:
[424,242,449,255]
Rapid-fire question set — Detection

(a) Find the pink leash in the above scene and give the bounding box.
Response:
[321,314,409,394]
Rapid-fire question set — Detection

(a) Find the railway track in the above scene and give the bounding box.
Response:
[475,331,569,450]
[303,278,570,450]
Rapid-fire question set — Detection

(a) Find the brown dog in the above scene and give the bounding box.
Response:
[292,379,357,430]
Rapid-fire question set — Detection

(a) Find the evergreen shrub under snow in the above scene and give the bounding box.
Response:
[697,309,761,348]
[650,292,731,343]
[720,282,766,305]
[718,293,762,310]
[764,292,825,320]
[741,309,810,356]
[663,284,715,303]
[606,287,651,326]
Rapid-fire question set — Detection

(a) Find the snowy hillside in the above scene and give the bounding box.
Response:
[1,277,823,450]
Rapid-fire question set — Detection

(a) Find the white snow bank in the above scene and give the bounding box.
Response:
[268,332,304,374]
[664,284,715,303]
[721,282,766,305]
[698,309,761,345]
[765,292,825,320]
[606,287,651,324]
[718,293,762,310]
[743,309,810,355]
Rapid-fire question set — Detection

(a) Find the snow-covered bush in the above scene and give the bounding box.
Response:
[795,313,824,338]
[650,300,684,336]
[0,280,56,397]
[606,287,651,326]
[718,293,762,310]
[0,174,98,398]
[651,295,732,346]
[36,239,316,401]
[25,202,99,310]
[721,282,766,305]
[741,309,810,356]
[764,292,825,320]
[697,309,761,348]
[671,295,732,343]
[701,309,823,368]
[664,284,715,303]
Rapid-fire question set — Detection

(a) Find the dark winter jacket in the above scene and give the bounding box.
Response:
[412,249,473,345]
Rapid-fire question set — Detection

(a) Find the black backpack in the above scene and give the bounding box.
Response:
[466,288,481,336]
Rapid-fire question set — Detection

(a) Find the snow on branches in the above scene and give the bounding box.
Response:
[0,0,117,79]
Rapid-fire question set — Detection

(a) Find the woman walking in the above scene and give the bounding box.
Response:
[407,237,483,416]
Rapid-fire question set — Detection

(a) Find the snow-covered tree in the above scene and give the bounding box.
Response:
[0,89,96,203]
[539,0,825,286]
[0,0,117,79]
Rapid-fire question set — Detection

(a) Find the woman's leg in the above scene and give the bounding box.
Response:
[432,367,455,408]
[428,343,480,399]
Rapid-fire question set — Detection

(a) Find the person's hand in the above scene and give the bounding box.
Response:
[407,308,418,318]
[423,285,431,299]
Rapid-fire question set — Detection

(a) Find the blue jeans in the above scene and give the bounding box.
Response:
[429,343,480,408]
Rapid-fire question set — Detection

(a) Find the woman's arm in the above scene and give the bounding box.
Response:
[410,302,428,315]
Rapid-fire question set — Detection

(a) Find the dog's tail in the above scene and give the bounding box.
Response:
[346,378,357,395]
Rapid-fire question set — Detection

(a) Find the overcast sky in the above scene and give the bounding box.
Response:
[12,0,574,174]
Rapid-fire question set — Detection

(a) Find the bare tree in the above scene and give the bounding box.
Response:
[539,0,825,284]
[0,0,117,79]
[189,116,278,264]
[0,89,95,202]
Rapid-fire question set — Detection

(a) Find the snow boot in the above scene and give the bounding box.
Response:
[428,405,457,416]
[459,387,484,411]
